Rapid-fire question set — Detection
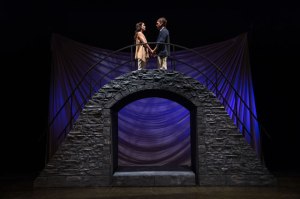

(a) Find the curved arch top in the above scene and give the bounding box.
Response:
[111,88,197,113]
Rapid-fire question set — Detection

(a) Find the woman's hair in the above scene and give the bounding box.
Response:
[134,22,144,39]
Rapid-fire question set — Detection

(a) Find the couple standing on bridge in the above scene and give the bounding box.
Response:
[134,17,170,70]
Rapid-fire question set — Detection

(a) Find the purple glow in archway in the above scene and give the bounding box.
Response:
[118,97,191,167]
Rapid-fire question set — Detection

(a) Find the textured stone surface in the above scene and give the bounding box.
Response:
[35,70,275,187]
[112,171,195,186]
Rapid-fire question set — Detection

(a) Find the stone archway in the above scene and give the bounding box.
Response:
[110,90,197,186]
[35,70,275,187]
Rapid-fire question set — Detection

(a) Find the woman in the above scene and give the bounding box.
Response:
[134,22,153,70]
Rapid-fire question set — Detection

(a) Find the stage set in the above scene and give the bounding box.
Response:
[34,33,275,187]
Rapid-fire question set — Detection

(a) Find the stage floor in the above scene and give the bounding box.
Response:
[1,173,300,199]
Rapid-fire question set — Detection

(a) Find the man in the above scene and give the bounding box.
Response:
[153,17,170,70]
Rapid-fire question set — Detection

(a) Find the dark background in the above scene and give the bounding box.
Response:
[1,1,299,176]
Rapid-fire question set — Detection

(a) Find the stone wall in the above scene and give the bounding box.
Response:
[35,70,275,187]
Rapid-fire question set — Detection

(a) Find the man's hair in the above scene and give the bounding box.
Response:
[158,17,167,27]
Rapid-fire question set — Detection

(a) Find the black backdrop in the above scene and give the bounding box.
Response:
[1,1,299,175]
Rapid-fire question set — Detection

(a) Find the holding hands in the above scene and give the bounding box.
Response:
[149,48,156,57]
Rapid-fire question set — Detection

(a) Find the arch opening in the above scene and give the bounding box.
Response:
[111,90,197,173]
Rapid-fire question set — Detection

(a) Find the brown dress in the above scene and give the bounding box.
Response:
[135,32,149,62]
